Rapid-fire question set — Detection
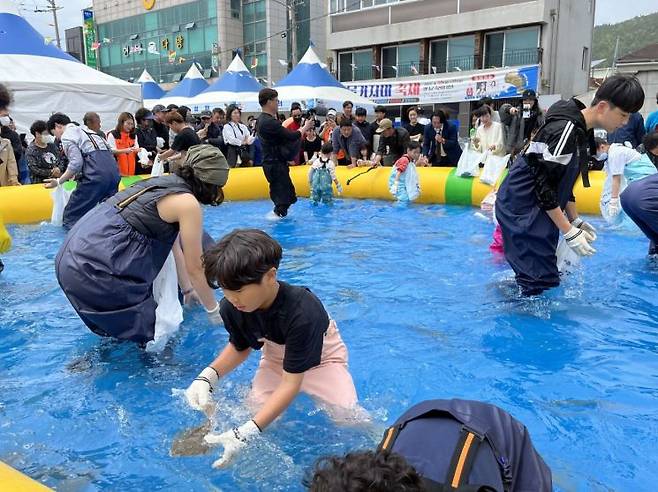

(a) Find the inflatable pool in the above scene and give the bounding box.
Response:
[0,166,605,224]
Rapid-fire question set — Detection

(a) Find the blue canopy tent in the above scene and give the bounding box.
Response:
[138,69,165,108]
[274,47,374,112]
[158,63,209,107]
[189,55,262,112]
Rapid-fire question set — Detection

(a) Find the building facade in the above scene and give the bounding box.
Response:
[326,0,595,125]
[91,0,325,86]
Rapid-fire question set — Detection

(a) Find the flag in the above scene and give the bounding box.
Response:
[102,37,111,44]
[372,64,380,72]
[391,65,398,72]
[91,41,101,50]
[251,57,258,69]
[278,59,288,66]
[410,64,419,75]
[178,57,187,64]
[168,50,176,64]
[350,63,357,70]
[431,66,437,74]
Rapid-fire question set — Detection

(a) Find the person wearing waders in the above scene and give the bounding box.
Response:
[43,113,121,230]
[495,75,645,296]
[55,145,229,345]
[256,88,314,218]
[306,399,552,492]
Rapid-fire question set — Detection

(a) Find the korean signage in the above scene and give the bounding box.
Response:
[82,9,97,69]
[345,65,540,105]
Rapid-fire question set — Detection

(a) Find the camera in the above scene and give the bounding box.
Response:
[303,107,328,128]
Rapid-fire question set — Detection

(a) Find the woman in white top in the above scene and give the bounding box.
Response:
[472,105,505,157]
[222,105,254,168]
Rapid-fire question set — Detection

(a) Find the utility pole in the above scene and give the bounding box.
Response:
[34,1,63,49]
[288,0,297,66]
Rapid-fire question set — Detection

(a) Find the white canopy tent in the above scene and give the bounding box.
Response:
[274,47,374,112]
[0,0,141,133]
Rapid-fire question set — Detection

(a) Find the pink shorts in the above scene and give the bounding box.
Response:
[249,320,358,411]
[490,223,504,254]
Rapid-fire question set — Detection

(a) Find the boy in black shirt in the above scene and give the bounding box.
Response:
[256,88,314,218]
[185,229,359,468]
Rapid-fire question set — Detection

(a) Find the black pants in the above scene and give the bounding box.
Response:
[262,159,297,216]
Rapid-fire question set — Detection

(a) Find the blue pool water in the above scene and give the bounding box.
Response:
[1,199,657,491]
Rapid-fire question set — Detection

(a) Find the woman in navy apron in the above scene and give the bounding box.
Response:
[55,144,229,345]
[44,113,121,229]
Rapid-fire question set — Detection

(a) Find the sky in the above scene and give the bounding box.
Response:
[9,0,658,48]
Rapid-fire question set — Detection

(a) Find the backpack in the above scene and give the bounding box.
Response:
[377,399,552,492]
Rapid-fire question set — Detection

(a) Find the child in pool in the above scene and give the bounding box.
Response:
[356,143,373,167]
[389,141,426,202]
[185,229,361,468]
[595,137,654,226]
[309,142,342,204]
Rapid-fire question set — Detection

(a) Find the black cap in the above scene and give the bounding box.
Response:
[152,104,166,113]
[200,110,212,118]
[522,89,537,100]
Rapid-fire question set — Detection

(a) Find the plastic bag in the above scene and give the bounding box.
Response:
[50,184,73,226]
[151,154,164,177]
[404,163,420,202]
[455,144,483,177]
[480,153,510,186]
[156,137,165,150]
[146,252,184,352]
[138,148,150,166]
[556,236,580,275]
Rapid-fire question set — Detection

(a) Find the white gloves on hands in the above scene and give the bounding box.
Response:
[204,419,261,468]
[390,182,399,196]
[185,366,220,411]
[205,302,222,325]
[564,226,596,256]
[607,198,621,218]
[336,183,343,194]
[571,217,597,241]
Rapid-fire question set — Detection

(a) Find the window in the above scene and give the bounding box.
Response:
[382,43,420,78]
[485,27,540,68]
[331,0,406,14]
[230,0,240,19]
[338,49,373,81]
[430,36,475,74]
[243,0,268,77]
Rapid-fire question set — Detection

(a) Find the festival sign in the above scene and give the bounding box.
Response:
[82,9,97,69]
[345,65,540,105]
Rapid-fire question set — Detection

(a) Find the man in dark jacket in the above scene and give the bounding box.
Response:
[496,74,644,296]
[372,119,410,166]
[256,88,313,218]
[499,89,545,156]
[306,399,552,492]
[607,111,646,148]
[422,110,461,166]
[151,104,170,151]
[204,107,226,155]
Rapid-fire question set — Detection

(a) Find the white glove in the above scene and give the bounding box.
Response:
[607,197,621,217]
[185,366,220,411]
[571,217,597,242]
[336,183,343,194]
[390,182,398,195]
[205,302,222,325]
[564,226,596,256]
[204,419,261,468]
